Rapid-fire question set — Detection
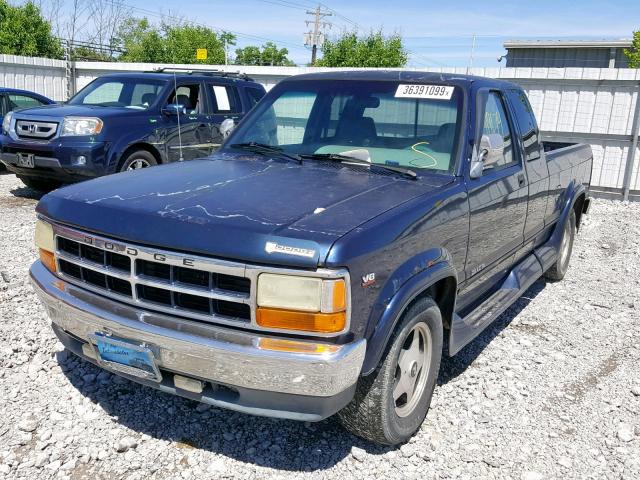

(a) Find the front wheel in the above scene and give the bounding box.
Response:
[338,297,443,445]
[118,150,158,172]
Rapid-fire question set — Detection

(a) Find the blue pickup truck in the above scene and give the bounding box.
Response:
[30,71,592,445]
[1,69,265,191]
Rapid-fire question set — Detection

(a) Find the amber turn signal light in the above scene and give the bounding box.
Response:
[256,308,346,334]
[257,338,339,354]
[39,249,57,273]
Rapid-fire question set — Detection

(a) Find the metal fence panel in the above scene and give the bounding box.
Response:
[0,55,638,198]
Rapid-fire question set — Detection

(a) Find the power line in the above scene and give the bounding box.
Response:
[106,0,309,53]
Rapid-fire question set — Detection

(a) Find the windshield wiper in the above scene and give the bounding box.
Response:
[230,142,302,164]
[299,153,417,180]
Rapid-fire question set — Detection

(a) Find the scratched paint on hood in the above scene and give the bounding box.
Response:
[37,154,449,267]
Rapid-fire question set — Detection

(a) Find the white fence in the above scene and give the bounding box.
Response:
[1,54,639,200]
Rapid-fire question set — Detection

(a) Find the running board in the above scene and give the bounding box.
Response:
[449,253,543,356]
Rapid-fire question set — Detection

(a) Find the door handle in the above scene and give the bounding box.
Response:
[517,173,526,186]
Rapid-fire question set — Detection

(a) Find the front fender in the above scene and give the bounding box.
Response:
[361,248,457,375]
[107,134,165,173]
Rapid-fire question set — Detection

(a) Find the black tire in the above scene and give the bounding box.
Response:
[118,150,158,172]
[544,209,576,281]
[338,297,443,445]
[18,176,61,193]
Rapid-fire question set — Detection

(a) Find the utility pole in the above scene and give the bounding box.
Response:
[304,5,332,65]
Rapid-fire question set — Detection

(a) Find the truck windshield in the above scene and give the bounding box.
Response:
[68,78,166,110]
[227,80,463,172]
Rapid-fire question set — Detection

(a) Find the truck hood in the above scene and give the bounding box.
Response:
[12,104,142,119]
[37,154,450,267]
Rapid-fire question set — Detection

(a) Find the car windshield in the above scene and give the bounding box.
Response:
[68,78,166,109]
[226,80,463,173]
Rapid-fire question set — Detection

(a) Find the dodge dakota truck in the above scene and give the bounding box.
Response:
[30,71,592,445]
[1,69,265,191]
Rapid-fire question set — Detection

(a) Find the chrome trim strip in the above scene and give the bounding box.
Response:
[31,261,365,397]
[47,219,351,337]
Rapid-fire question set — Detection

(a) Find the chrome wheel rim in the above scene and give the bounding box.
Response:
[393,322,432,417]
[559,220,571,267]
[127,159,151,170]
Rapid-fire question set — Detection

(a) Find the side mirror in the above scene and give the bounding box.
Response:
[162,104,186,116]
[220,118,236,139]
[470,133,505,179]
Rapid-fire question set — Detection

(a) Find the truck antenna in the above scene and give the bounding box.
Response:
[173,72,184,161]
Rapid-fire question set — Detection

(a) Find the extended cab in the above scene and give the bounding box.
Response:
[30,72,592,445]
[1,70,265,191]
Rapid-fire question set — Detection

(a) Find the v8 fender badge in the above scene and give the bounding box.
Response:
[265,241,316,259]
[361,272,376,288]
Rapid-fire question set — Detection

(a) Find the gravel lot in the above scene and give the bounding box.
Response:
[0,171,639,480]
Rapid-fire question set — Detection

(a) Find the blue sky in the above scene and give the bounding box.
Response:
[125,0,639,67]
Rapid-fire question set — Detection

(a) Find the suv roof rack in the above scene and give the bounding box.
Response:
[146,67,253,81]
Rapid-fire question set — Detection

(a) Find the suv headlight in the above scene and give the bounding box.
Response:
[256,273,347,333]
[35,219,57,273]
[2,111,13,134]
[61,117,103,136]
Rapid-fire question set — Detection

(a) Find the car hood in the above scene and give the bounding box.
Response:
[37,154,450,267]
[11,104,142,119]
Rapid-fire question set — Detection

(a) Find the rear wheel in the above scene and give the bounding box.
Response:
[338,297,442,445]
[18,176,61,193]
[545,209,576,281]
[118,150,158,172]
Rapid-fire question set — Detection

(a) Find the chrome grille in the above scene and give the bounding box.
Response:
[15,120,58,139]
[53,225,252,325]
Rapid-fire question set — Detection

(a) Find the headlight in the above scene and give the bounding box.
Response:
[256,273,347,333]
[61,117,103,136]
[35,219,57,273]
[2,111,13,134]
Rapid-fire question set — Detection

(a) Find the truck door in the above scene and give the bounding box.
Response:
[163,82,212,162]
[460,89,528,306]
[207,83,243,150]
[505,89,549,250]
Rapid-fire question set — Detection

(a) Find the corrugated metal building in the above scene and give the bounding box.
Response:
[503,40,633,68]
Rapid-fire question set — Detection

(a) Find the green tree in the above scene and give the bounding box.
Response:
[624,30,640,68]
[235,42,295,66]
[118,18,232,64]
[0,0,63,58]
[118,18,163,63]
[315,30,407,68]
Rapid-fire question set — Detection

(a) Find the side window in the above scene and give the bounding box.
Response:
[167,84,201,115]
[210,85,240,114]
[480,92,516,169]
[245,87,265,109]
[508,89,541,161]
[7,94,46,110]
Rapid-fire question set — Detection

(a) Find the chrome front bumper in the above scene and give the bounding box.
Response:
[30,261,366,420]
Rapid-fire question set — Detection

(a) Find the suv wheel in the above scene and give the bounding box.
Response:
[18,176,61,193]
[119,150,158,172]
[338,297,443,445]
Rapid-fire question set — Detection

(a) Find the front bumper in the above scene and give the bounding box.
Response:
[30,261,365,421]
[0,139,109,182]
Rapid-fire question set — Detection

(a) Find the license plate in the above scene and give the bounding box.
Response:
[16,153,35,168]
[89,334,162,382]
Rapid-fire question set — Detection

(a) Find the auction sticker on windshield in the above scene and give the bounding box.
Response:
[395,84,454,100]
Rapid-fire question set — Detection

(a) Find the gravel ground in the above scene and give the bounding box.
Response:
[0,171,639,480]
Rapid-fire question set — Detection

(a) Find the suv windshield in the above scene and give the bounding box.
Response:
[68,78,166,109]
[227,80,463,172]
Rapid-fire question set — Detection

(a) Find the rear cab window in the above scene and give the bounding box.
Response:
[506,89,541,162]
